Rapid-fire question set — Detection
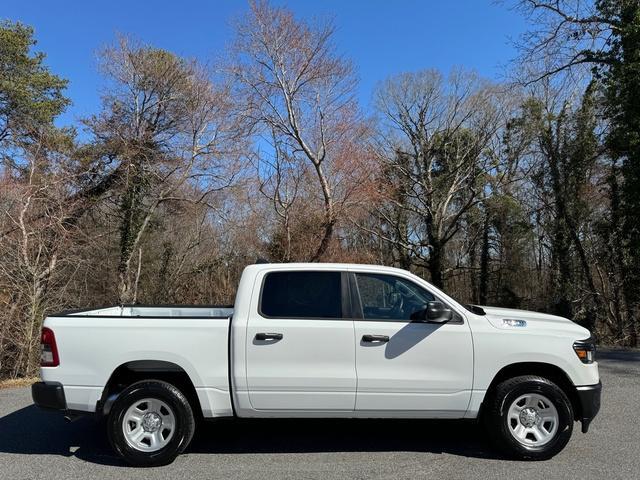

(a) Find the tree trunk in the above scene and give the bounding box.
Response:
[551,219,573,319]
[310,162,335,262]
[547,141,574,319]
[428,239,445,289]
[117,158,145,304]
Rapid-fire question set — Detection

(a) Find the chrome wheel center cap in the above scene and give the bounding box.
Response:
[519,407,539,427]
[141,412,162,433]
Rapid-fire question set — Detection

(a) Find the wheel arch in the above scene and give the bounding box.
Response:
[480,362,581,421]
[98,360,202,417]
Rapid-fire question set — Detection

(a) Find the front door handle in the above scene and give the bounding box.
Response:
[255,332,283,341]
[362,334,389,343]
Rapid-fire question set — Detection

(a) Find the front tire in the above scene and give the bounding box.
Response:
[484,375,574,460]
[107,380,195,467]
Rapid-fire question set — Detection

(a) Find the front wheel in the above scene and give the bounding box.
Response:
[483,375,574,460]
[107,380,195,467]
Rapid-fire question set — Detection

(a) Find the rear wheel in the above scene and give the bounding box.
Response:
[107,380,195,467]
[484,375,574,460]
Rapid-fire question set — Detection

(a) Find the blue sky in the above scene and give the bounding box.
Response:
[3,0,527,129]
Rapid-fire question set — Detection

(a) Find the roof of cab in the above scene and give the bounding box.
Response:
[245,262,411,275]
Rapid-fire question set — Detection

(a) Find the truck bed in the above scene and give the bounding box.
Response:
[42,304,235,417]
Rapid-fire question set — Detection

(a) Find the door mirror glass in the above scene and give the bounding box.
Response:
[413,301,452,323]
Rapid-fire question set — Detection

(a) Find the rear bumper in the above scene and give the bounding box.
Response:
[576,381,602,433]
[31,381,67,411]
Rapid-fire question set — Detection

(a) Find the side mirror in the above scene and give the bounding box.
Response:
[413,301,452,323]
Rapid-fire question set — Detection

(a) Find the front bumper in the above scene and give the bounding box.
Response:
[576,381,602,433]
[31,381,67,411]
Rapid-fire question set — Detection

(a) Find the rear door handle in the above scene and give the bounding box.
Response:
[255,332,283,341]
[362,334,389,343]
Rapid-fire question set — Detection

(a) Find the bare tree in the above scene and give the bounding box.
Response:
[256,129,304,261]
[367,69,505,287]
[230,0,363,261]
[85,37,246,302]
[513,0,618,84]
[0,133,79,377]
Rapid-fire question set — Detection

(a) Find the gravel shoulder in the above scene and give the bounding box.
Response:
[0,349,638,480]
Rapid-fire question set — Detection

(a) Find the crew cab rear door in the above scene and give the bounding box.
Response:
[245,269,356,411]
[350,270,473,415]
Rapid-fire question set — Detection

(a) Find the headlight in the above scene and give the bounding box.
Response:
[573,337,596,364]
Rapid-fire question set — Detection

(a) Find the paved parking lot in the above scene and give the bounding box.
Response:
[0,349,638,480]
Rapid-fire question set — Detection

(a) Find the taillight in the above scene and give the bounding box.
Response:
[40,327,59,367]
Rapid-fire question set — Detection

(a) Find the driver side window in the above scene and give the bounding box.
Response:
[355,273,435,321]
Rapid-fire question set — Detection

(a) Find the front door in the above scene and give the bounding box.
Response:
[351,271,473,416]
[245,270,357,411]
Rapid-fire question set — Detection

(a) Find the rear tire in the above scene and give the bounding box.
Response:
[107,380,195,467]
[483,375,573,460]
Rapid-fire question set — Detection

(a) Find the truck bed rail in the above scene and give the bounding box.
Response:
[51,304,234,318]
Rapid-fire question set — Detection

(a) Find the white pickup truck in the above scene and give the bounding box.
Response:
[32,263,601,466]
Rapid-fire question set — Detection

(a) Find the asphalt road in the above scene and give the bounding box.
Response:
[1,349,638,480]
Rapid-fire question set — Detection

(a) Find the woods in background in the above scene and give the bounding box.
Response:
[1,0,639,378]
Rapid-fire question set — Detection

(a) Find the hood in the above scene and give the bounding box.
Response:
[478,305,591,338]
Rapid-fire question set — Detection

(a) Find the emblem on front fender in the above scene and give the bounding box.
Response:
[503,319,527,327]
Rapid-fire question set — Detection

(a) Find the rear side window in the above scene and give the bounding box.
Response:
[260,271,342,319]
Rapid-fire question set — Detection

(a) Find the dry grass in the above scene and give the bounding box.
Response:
[0,377,38,389]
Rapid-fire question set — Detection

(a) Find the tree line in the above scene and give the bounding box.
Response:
[1,0,639,379]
